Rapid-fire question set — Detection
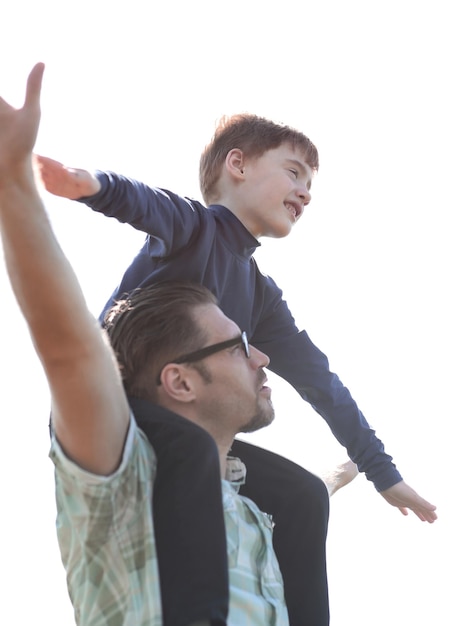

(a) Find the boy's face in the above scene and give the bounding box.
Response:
[237,144,313,239]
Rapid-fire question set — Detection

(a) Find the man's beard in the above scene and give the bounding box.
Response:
[239,401,275,434]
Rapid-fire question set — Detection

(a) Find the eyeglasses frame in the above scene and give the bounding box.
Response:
[156,331,250,384]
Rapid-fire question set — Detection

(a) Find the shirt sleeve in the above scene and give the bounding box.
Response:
[49,413,155,489]
[252,291,403,492]
[49,415,160,626]
[76,171,204,257]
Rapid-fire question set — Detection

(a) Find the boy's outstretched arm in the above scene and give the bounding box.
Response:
[0,65,129,476]
[34,154,101,198]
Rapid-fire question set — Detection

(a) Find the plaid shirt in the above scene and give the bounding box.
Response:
[50,417,289,625]
[223,458,289,625]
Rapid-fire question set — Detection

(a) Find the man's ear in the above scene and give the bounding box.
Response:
[225,148,245,180]
[159,364,197,403]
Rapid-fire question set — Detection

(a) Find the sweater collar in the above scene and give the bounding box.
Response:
[208,204,261,260]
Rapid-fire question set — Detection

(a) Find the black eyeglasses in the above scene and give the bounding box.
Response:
[157,331,250,384]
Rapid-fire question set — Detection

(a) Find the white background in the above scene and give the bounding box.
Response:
[1,1,465,624]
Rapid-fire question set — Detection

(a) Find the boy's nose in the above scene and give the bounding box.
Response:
[297,184,311,205]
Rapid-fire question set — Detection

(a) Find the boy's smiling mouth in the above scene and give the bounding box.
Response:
[285,201,302,221]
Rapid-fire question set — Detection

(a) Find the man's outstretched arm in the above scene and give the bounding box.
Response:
[0,64,129,475]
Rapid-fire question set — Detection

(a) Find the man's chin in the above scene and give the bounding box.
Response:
[239,407,275,434]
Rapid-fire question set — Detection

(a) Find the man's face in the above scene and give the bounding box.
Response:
[191,304,274,437]
[238,143,313,239]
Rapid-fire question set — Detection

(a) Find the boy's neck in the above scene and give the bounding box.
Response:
[214,196,263,239]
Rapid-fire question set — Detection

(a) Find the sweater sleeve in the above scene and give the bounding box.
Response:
[77,171,203,257]
[252,287,403,493]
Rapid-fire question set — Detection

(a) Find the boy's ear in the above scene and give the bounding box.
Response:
[225,148,245,180]
[159,364,197,403]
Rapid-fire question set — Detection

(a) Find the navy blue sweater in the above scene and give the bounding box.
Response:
[79,171,402,491]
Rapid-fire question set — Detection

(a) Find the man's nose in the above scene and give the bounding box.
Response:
[250,345,270,369]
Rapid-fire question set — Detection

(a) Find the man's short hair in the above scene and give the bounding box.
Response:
[103,282,217,399]
[199,113,319,204]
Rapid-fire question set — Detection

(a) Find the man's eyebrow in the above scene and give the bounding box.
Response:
[285,158,312,190]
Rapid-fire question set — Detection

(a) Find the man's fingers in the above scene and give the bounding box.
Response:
[25,63,45,110]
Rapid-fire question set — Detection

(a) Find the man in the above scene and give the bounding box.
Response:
[35,106,436,626]
[0,64,289,625]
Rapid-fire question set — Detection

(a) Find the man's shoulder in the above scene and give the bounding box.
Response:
[50,414,156,490]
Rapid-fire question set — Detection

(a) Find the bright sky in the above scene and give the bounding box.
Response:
[1,1,466,624]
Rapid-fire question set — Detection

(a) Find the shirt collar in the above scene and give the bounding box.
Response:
[208,204,260,260]
[225,456,247,489]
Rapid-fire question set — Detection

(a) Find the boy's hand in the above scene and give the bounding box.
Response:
[380,480,437,523]
[34,154,101,199]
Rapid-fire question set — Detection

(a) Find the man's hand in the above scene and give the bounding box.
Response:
[380,480,437,523]
[34,154,101,199]
[0,63,44,180]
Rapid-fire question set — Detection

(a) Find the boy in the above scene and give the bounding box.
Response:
[37,115,437,626]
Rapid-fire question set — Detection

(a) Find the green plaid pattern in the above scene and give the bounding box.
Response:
[224,458,289,625]
[50,420,161,626]
[50,419,289,625]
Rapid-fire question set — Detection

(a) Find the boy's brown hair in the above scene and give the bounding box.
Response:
[199,113,319,204]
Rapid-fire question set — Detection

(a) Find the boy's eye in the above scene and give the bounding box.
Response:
[288,169,298,178]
